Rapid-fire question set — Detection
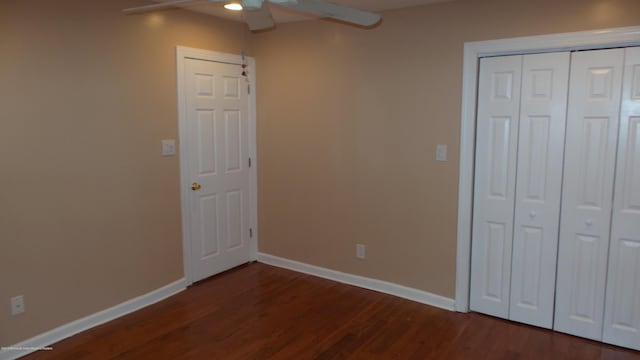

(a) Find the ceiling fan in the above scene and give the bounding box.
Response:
[123,0,382,31]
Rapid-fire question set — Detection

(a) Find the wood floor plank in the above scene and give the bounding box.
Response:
[19,262,640,359]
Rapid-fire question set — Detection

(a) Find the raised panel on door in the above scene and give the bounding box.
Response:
[470,55,522,319]
[603,46,640,351]
[554,48,624,341]
[185,58,251,281]
[509,52,570,329]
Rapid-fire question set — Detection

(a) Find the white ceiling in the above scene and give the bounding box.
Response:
[147,0,452,24]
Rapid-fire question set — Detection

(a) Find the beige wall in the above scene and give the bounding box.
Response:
[2,0,640,348]
[252,0,640,299]
[0,0,249,346]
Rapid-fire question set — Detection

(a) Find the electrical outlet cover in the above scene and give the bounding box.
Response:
[10,295,25,315]
[436,144,448,161]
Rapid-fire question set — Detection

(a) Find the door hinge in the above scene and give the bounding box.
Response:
[248,157,252,168]
[249,228,253,238]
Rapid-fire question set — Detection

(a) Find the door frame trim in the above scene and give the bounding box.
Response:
[176,46,258,286]
[456,26,640,312]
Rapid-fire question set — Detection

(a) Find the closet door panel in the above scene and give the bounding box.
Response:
[555,48,625,341]
[510,52,570,328]
[603,46,640,351]
[470,55,522,319]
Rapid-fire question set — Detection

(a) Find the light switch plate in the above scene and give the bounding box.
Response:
[436,144,448,161]
[162,139,176,156]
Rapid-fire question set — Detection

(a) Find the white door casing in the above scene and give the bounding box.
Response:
[554,48,625,341]
[603,46,640,351]
[509,52,570,329]
[469,55,522,319]
[177,47,257,284]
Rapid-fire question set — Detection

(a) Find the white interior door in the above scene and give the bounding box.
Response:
[470,55,522,319]
[554,48,624,341]
[184,57,252,282]
[603,46,640,351]
[509,52,569,329]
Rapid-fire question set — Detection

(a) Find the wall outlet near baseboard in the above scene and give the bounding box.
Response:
[11,295,25,315]
[356,244,366,259]
[436,144,448,161]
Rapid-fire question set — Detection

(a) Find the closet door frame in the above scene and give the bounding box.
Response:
[456,26,640,312]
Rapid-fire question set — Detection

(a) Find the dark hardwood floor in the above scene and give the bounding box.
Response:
[22,262,640,359]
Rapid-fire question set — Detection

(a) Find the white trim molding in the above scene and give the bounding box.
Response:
[258,253,455,311]
[455,26,640,312]
[0,279,186,360]
[176,46,259,285]
[247,56,259,262]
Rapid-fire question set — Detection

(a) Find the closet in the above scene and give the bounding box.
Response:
[470,47,640,351]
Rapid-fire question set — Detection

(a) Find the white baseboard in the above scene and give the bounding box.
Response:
[257,253,455,311]
[0,278,187,360]
[2,257,455,360]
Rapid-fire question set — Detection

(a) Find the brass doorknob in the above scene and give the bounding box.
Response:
[191,182,201,191]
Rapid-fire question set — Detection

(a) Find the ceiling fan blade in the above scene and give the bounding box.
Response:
[243,3,276,31]
[123,0,213,14]
[275,0,380,27]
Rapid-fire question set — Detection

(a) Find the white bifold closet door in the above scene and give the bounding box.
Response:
[470,55,522,320]
[554,48,625,341]
[470,52,570,328]
[602,46,640,350]
[472,46,640,350]
[510,52,570,328]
